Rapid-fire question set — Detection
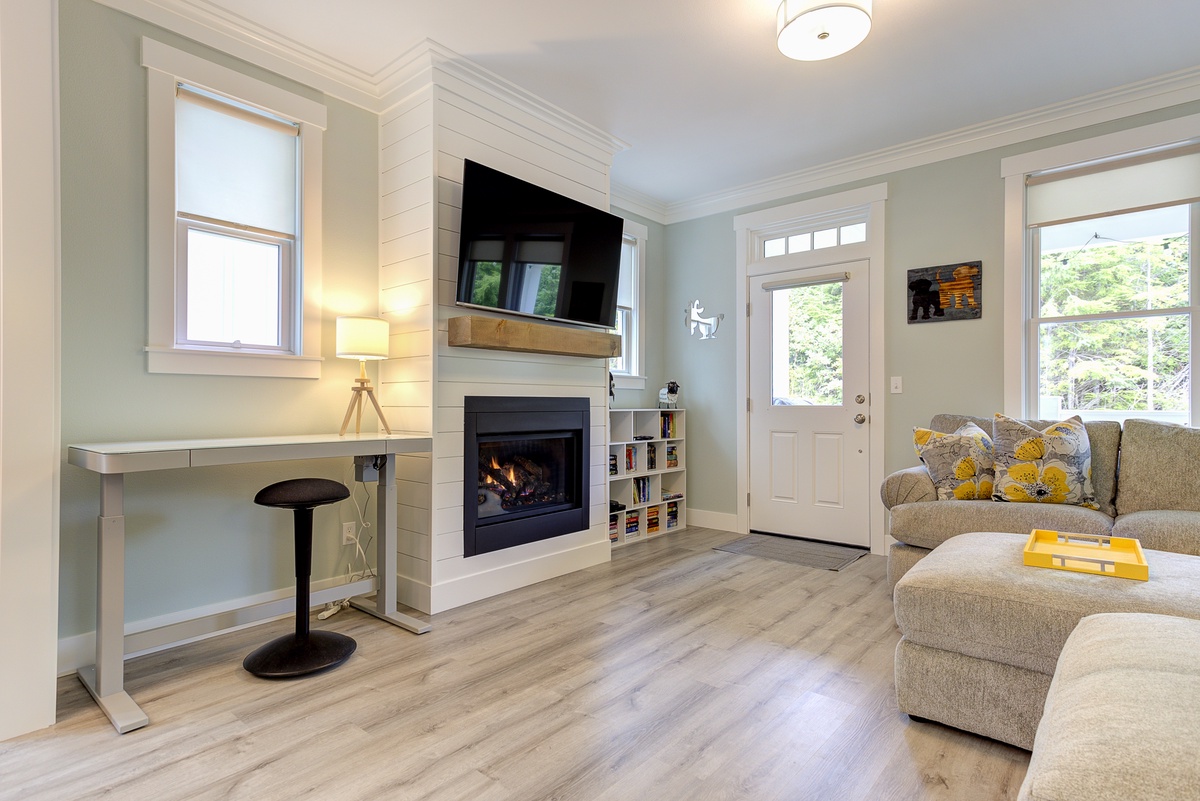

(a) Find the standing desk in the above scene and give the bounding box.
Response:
[68,432,433,734]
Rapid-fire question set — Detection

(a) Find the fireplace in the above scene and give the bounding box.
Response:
[463,396,590,557]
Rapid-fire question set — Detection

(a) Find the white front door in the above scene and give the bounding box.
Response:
[748,261,870,547]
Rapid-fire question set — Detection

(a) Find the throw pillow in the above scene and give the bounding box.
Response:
[992,414,1098,508]
[1114,418,1200,515]
[913,422,994,500]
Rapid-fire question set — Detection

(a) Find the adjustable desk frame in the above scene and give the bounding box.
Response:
[68,433,433,734]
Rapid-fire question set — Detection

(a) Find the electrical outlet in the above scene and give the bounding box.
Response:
[342,522,356,545]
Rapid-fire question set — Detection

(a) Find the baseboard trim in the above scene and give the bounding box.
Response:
[57,575,376,677]
[686,508,739,533]
[428,538,610,614]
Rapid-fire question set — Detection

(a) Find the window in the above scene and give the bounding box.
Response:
[142,39,327,377]
[610,220,648,388]
[762,220,866,259]
[1003,116,1200,425]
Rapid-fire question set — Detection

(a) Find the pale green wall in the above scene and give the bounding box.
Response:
[660,101,1200,518]
[58,0,381,637]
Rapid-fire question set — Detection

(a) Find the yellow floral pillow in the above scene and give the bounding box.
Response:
[913,422,994,500]
[991,414,1098,508]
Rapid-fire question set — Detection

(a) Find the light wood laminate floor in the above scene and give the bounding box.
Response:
[0,528,1029,800]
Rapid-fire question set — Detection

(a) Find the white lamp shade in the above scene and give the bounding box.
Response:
[777,0,872,61]
[336,316,389,360]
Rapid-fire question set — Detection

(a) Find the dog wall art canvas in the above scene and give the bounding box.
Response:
[906,261,982,323]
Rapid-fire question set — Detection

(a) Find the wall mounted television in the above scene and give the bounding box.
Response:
[455,159,625,329]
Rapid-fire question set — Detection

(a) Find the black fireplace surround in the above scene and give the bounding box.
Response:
[463,396,590,557]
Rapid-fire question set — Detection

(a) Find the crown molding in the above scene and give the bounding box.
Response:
[92,0,391,110]
[661,64,1200,224]
[377,39,629,159]
[94,0,628,159]
[610,182,668,224]
[87,0,1200,226]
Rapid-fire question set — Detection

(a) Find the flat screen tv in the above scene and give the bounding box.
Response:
[455,159,624,329]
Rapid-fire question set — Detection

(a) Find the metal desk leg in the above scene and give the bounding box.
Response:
[77,473,150,733]
[350,453,430,634]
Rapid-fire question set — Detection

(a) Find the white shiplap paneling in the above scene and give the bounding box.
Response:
[379,70,618,615]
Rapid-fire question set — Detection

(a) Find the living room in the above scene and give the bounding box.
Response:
[3,1,1200,798]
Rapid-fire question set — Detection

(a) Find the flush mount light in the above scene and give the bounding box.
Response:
[777,0,873,61]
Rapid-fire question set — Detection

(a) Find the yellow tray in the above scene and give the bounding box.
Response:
[1023,529,1148,581]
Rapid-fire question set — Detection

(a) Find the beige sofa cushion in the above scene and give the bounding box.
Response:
[1113,509,1200,556]
[887,500,1111,551]
[1019,613,1200,801]
[1115,418,1200,515]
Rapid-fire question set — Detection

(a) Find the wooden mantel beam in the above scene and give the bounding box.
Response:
[447,316,621,359]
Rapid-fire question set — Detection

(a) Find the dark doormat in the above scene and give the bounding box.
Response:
[714,533,867,571]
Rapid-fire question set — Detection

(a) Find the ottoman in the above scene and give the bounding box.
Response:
[1018,613,1200,801]
[893,531,1200,749]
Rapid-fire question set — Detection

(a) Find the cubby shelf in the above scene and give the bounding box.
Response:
[608,408,686,546]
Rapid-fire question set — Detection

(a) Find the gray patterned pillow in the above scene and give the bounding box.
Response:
[992,414,1097,508]
[913,422,994,500]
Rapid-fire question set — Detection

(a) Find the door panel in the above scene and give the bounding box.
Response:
[749,262,870,547]
[769,431,799,502]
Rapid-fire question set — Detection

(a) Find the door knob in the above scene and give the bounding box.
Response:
[854,413,866,424]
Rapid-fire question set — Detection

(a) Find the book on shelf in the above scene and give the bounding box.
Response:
[608,453,618,476]
[625,444,636,472]
[662,491,684,501]
[660,412,677,439]
[626,510,640,538]
[632,477,650,504]
[647,506,660,533]
[609,514,618,542]
[666,444,678,468]
[647,443,656,470]
[667,501,678,528]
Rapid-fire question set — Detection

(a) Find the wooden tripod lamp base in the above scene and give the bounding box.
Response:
[336,316,392,437]
[339,366,392,436]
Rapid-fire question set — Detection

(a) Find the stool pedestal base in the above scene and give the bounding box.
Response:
[242,630,357,679]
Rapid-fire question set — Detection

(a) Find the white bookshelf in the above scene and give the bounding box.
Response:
[607,408,686,546]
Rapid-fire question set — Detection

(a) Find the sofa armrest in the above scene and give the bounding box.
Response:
[881,465,936,509]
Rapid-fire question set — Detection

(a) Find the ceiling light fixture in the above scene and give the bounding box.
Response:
[777,0,873,61]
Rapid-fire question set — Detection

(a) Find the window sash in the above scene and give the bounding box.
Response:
[1028,205,1196,423]
[174,217,295,353]
[611,231,641,378]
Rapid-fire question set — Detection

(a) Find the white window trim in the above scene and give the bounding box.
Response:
[142,38,327,378]
[612,219,648,390]
[1001,112,1200,417]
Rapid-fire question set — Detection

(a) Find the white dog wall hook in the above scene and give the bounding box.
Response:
[686,299,724,340]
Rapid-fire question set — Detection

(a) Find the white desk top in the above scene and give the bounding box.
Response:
[68,432,433,474]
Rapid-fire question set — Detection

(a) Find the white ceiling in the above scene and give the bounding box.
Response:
[137,0,1200,213]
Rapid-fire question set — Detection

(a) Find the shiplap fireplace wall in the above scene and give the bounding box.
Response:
[376,43,624,614]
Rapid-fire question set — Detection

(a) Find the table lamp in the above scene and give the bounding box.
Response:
[336,316,392,436]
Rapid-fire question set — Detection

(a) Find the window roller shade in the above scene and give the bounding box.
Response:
[617,237,634,308]
[176,88,299,236]
[1027,146,1200,228]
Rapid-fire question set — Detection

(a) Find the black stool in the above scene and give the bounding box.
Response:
[244,477,357,678]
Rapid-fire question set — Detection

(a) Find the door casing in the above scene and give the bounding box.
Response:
[734,184,888,554]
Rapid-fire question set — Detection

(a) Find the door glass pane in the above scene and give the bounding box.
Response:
[1038,206,1189,317]
[1038,315,1190,424]
[770,282,844,406]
